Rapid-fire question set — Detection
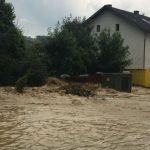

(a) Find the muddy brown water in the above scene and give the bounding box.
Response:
[0,86,150,150]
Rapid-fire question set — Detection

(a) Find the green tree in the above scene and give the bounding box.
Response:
[96,29,131,73]
[22,42,48,86]
[0,0,25,85]
[23,35,48,87]
[61,16,94,50]
[46,16,96,75]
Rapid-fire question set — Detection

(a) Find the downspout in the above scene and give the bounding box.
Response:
[143,33,146,69]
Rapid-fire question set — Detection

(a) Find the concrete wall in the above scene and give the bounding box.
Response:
[145,34,150,69]
[89,10,145,69]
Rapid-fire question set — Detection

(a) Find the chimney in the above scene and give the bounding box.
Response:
[134,11,139,15]
[105,4,112,8]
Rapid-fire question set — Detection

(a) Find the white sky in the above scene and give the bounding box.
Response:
[6,0,150,37]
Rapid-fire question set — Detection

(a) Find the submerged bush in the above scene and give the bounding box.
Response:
[26,59,47,86]
[15,75,27,93]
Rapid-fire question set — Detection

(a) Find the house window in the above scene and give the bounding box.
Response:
[116,24,120,31]
[97,25,101,32]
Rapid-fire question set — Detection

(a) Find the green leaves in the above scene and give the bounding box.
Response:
[96,29,131,73]
[0,0,25,85]
[0,0,15,26]
[46,16,95,76]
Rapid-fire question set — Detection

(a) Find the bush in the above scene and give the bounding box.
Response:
[15,75,27,93]
[26,59,47,86]
[15,60,47,92]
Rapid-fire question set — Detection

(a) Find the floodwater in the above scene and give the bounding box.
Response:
[0,86,150,150]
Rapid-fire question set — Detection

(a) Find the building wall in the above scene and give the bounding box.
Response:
[130,69,145,86]
[89,10,145,69]
[131,69,150,87]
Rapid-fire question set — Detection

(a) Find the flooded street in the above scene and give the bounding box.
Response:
[0,86,150,150]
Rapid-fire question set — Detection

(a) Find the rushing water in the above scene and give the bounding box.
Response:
[0,87,150,150]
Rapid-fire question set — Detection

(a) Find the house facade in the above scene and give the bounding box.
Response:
[86,5,150,87]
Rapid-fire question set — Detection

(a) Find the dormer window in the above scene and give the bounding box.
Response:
[116,24,120,31]
[97,25,101,32]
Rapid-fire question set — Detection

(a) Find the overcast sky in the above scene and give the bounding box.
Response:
[6,0,150,37]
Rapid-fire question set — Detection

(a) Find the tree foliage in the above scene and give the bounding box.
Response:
[25,43,48,86]
[0,0,47,86]
[95,29,131,73]
[15,74,27,93]
[0,0,25,85]
[46,16,96,76]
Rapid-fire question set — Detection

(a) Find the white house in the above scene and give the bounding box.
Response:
[86,5,150,87]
